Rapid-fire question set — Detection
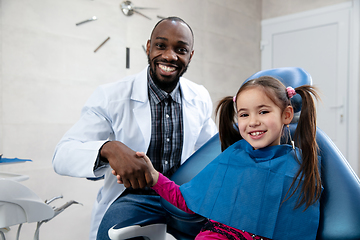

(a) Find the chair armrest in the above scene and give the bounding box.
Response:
[108,215,167,240]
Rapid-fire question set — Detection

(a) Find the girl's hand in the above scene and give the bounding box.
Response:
[112,169,124,184]
[135,152,159,186]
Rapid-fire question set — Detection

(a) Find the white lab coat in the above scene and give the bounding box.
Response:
[52,66,217,240]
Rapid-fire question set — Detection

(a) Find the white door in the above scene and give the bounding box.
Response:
[261,3,355,163]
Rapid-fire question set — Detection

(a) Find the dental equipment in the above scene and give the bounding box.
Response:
[0,157,81,240]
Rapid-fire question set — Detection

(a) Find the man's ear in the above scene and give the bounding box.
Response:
[283,106,294,125]
[189,49,194,62]
[146,40,150,55]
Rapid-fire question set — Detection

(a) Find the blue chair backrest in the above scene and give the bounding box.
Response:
[163,67,360,239]
[244,67,311,115]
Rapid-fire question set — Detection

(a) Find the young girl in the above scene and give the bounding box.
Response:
[121,76,322,240]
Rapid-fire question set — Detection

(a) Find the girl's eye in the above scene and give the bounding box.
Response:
[239,113,248,118]
[260,110,269,115]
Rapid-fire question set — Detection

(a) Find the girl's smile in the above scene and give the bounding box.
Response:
[249,130,266,139]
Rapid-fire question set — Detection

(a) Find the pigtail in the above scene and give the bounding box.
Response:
[290,85,322,209]
[215,96,242,151]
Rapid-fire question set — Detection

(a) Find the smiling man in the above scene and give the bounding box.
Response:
[52,17,217,240]
[146,18,194,93]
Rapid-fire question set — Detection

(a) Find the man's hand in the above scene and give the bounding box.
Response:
[100,141,153,188]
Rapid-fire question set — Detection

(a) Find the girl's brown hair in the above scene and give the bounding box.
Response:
[215,76,321,209]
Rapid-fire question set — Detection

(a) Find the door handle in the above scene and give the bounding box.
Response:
[329,104,344,123]
[329,104,343,109]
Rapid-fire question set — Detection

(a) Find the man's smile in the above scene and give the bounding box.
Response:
[158,63,177,73]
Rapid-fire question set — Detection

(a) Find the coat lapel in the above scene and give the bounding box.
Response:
[180,80,200,163]
[132,67,151,150]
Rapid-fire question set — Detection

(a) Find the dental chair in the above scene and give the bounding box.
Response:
[109,67,360,240]
[0,157,81,240]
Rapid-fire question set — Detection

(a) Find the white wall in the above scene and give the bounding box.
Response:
[262,0,349,19]
[0,0,261,239]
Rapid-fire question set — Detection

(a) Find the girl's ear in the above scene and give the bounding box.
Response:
[282,106,294,125]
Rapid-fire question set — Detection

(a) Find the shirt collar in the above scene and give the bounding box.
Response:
[147,67,181,104]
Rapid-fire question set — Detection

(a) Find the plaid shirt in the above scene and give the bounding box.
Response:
[147,70,183,178]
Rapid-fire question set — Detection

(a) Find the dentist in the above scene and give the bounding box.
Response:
[52,16,217,240]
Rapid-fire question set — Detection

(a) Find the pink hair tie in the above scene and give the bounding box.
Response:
[286,87,296,99]
[233,96,236,102]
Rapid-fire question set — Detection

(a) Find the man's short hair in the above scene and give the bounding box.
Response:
[150,16,194,46]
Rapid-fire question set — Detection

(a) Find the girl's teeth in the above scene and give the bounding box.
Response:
[251,132,263,136]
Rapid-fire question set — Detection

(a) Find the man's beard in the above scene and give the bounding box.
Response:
[147,55,189,92]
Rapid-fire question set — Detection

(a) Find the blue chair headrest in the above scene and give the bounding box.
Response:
[244,67,312,114]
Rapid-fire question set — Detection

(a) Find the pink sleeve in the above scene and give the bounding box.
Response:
[152,173,195,214]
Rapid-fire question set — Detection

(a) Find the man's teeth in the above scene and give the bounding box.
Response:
[159,64,175,72]
[250,131,264,136]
